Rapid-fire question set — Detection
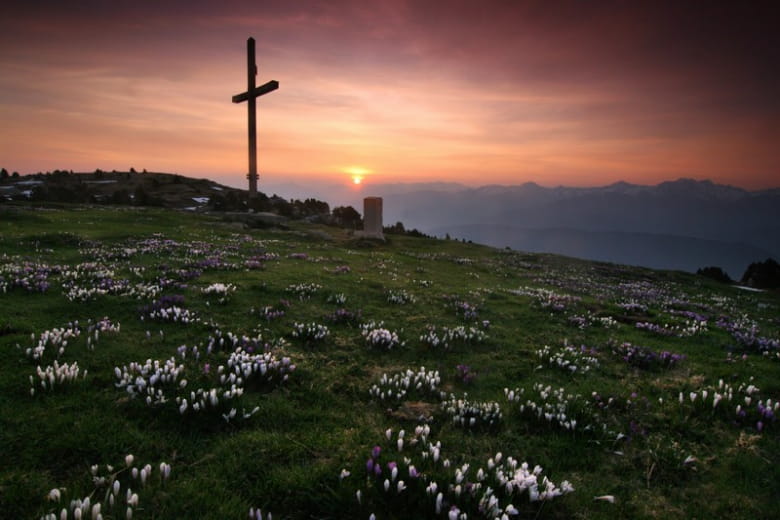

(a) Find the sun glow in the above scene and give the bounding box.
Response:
[343,166,372,187]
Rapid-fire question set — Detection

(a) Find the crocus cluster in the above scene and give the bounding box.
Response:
[327,292,348,305]
[188,256,238,271]
[248,508,274,520]
[453,300,479,321]
[39,455,171,520]
[115,346,294,422]
[327,308,362,324]
[441,393,502,428]
[568,313,618,330]
[505,384,609,434]
[387,289,416,305]
[224,348,295,386]
[85,317,121,351]
[243,259,265,270]
[141,305,198,324]
[507,286,581,312]
[535,342,600,374]
[368,366,441,403]
[60,261,163,302]
[250,299,290,322]
[361,321,404,350]
[0,260,57,293]
[23,324,81,361]
[30,361,86,395]
[419,325,488,351]
[670,309,708,322]
[612,342,685,370]
[348,425,573,519]
[716,315,780,352]
[673,378,777,432]
[138,294,185,314]
[253,305,286,321]
[201,282,236,304]
[617,301,649,314]
[204,328,287,355]
[114,357,185,405]
[291,322,331,343]
[636,318,707,337]
[90,317,121,334]
[286,282,322,300]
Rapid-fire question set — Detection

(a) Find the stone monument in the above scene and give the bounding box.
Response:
[361,197,384,239]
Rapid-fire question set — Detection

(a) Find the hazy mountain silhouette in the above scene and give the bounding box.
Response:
[371,178,779,278]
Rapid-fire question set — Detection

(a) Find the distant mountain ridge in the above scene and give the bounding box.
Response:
[372,178,779,278]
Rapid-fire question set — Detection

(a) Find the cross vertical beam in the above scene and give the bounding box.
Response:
[232,37,278,198]
[246,37,257,195]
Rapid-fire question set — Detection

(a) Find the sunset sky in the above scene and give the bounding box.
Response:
[1,0,778,190]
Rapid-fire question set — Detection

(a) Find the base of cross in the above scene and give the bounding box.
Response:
[246,173,258,196]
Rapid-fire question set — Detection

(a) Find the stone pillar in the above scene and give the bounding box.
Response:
[362,197,384,239]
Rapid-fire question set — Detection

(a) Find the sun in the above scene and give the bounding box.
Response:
[343,166,372,186]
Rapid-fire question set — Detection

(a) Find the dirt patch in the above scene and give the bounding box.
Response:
[728,431,762,455]
[388,401,437,421]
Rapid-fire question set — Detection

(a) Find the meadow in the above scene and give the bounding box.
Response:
[1,205,778,519]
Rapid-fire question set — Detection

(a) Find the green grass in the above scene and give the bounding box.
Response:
[1,204,778,519]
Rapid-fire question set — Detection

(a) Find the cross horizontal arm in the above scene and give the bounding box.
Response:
[232,80,279,103]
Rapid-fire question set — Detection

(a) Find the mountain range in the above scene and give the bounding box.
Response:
[367,179,779,278]
[262,178,777,279]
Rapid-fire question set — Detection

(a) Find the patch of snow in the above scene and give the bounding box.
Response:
[15,180,43,186]
[211,186,223,191]
[735,285,764,292]
[84,180,118,184]
[183,207,197,211]
[0,186,15,190]
[21,190,33,197]
[192,197,210,204]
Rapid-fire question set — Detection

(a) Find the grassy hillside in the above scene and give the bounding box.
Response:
[1,205,778,519]
[0,170,245,208]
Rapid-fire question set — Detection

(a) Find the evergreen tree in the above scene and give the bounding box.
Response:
[332,206,362,228]
[740,258,780,289]
[696,266,732,284]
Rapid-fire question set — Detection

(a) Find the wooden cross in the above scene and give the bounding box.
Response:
[232,37,278,197]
